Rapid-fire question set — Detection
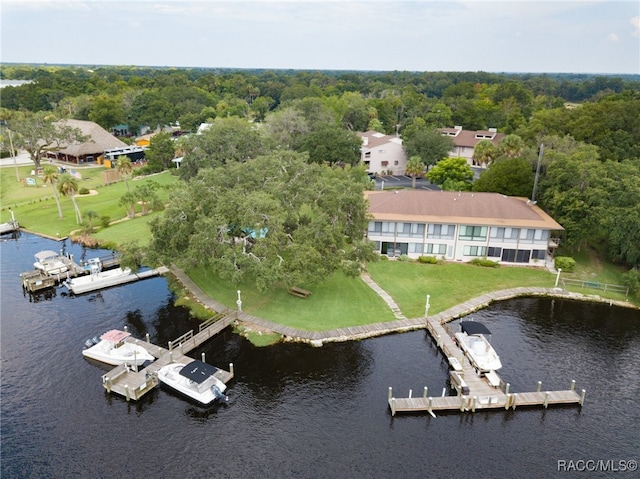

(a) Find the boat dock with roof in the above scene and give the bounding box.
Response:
[388,309,585,416]
[100,313,235,402]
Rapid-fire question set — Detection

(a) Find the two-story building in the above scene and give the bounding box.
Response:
[440,126,505,167]
[365,190,562,266]
[358,130,407,176]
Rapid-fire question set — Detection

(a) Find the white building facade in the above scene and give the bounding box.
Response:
[440,126,506,167]
[358,131,407,175]
[365,190,562,266]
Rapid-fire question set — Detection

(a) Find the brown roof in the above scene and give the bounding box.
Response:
[358,130,401,149]
[365,190,563,230]
[57,119,127,157]
[440,127,505,148]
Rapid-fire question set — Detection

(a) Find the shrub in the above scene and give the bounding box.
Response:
[398,254,410,262]
[100,215,111,228]
[621,269,640,295]
[469,258,500,268]
[418,255,438,264]
[555,256,576,273]
[78,187,90,195]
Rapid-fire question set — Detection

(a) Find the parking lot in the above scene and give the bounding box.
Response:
[373,175,440,191]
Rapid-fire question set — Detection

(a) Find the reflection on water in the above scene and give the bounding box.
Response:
[2,234,639,478]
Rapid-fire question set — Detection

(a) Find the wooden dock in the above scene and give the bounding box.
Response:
[388,314,585,416]
[101,313,236,401]
[21,252,151,293]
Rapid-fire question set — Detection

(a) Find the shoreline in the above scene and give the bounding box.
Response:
[170,265,638,346]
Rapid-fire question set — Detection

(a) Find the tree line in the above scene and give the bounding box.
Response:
[1,64,638,285]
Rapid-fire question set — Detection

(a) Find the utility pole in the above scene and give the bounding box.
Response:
[531,143,543,203]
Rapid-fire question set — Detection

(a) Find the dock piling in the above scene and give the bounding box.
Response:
[505,383,510,395]
[388,387,393,401]
[580,389,586,406]
[229,363,234,376]
[146,333,150,343]
[125,384,130,402]
[570,379,575,391]
[408,389,412,399]
[537,381,542,392]
[543,391,550,408]
[423,386,428,398]
[201,352,205,362]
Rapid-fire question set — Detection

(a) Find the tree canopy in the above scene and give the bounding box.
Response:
[148,151,377,291]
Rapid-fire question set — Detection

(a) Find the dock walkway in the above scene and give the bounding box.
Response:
[102,313,235,401]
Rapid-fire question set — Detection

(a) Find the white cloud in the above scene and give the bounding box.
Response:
[607,33,620,42]
[632,16,640,37]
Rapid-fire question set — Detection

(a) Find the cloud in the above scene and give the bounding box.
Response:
[632,16,640,37]
[607,33,620,42]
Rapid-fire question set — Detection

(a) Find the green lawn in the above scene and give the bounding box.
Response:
[1,164,178,242]
[187,266,398,330]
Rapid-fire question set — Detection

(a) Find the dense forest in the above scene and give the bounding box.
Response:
[1,64,639,282]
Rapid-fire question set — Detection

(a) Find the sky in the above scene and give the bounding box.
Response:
[1,0,639,74]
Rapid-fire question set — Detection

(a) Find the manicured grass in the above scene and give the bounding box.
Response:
[1,164,177,243]
[367,260,555,318]
[187,266,398,330]
[92,212,161,247]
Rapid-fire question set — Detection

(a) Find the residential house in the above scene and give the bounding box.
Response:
[46,119,127,164]
[358,130,407,175]
[440,126,505,167]
[365,190,562,266]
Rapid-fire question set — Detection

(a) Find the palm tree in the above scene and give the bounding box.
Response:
[473,140,498,168]
[405,156,425,189]
[84,209,98,232]
[42,165,63,219]
[498,134,525,160]
[116,155,133,192]
[58,173,82,224]
[119,191,137,218]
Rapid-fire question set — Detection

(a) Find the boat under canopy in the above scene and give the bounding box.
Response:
[101,329,131,343]
[179,360,220,384]
[459,321,492,336]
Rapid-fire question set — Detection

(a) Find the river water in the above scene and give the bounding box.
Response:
[1,233,639,478]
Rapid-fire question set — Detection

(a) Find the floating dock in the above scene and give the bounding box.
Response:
[101,313,236,402]
[388,314,585,416]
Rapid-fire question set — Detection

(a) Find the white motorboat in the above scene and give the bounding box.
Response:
[65,267,133,294]
[454,321,502,373]
[33,250,69,275]
[82,329,154,366]
[157,360,228,405]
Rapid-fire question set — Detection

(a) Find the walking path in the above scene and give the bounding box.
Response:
[171,265,633,346]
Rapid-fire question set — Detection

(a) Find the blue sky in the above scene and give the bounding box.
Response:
[1,1,638,73]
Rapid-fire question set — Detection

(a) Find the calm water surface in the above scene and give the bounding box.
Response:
[1,233,639,478]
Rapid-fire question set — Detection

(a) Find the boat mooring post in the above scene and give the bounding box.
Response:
[423,386,428,398]
[580,389,586,406]
[505,383,510,395]
[408,389,412,399]
[537,381,542,392]
[124,325,128,333]
[145,333,150,343]
[388,387,393,401]
[201,352,206,362]
[570,380,576,391]
[229,363,234,376]
[471,396,477,413]
[543,391,550,408]
[125,384,130,402]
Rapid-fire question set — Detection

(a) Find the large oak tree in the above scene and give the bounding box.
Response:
[148,151,377,291]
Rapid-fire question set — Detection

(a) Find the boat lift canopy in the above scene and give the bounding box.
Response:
[179,360,219,384]
[459,321,492,336]
[100,330,131,343]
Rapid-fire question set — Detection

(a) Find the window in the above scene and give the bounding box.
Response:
[409,243,422,253]
[410,223,425,237]
[487,247,502,257]
[428,224,455,239]
[368,221,382,233]
[501,249,531,263]
[520,229,535,241]
[364,152,371,158]
[425,243,446,255]
[397,223,412,237]
[381,222,394,236]
[532,249,546,260]
[463,245,487,256]
[459,225,487,241]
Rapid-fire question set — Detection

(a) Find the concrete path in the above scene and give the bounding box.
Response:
[360,272,406,320]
